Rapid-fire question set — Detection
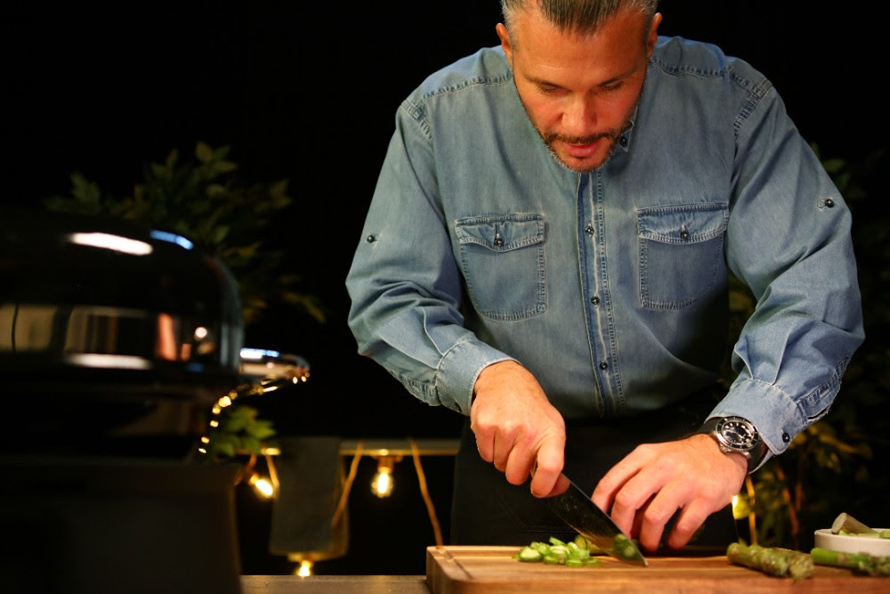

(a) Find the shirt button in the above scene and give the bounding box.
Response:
[494,233,504,247]
[590,296,600,305]
[680,229,690,240]
[824,198,835,208]
[585,223,594,235]
[782,432,791,443]
[599,361,608,370]
[366,234,376,243]
[619,136,628,147]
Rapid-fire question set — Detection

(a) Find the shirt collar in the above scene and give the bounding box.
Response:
[616,110,638,154]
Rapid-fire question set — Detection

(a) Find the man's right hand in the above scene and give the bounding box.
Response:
[470,360,567,498]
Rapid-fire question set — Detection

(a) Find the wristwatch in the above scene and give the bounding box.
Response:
[698,416,769,474]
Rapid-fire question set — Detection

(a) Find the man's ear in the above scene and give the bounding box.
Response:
[496,22,513,63]
[646,12,662,58]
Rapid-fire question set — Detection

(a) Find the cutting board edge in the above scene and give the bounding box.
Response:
[425,546,890,594]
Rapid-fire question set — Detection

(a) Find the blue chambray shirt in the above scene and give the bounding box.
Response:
[345,37,864,458]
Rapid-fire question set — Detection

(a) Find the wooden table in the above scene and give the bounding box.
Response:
[240,545,890,593]
[241,575,431,593]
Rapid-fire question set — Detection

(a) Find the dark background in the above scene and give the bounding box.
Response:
[5,0,885,437]
[4,0,887,577]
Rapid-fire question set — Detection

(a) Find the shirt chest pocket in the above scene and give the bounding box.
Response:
[454,215,546,321]
[637,203,728,310]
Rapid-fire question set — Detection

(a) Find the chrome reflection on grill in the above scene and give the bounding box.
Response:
[0,304,236,371]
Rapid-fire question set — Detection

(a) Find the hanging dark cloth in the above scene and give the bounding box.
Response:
[268,436,348,560]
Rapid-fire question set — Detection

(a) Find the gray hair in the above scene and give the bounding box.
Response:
[501,0,659,36]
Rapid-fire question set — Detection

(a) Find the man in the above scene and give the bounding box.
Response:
[346,0,863,552]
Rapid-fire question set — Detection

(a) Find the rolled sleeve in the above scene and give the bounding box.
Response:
[720,77,864,453]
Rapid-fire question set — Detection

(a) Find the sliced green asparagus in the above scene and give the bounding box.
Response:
[612,533,641,560]
[512,536,602,567]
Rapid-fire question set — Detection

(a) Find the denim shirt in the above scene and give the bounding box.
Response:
[346,37,864,458]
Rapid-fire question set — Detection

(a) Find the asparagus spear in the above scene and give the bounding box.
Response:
[775,547,816,580]
[811,547,890,577]
[831,512,878,536]
[727,543,814,580]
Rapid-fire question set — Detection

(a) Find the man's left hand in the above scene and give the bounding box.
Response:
[591,434,746,552]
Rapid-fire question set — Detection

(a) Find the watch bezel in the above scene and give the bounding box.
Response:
[715,416,759,453]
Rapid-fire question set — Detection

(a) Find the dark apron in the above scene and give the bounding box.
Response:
[450,389,738,551]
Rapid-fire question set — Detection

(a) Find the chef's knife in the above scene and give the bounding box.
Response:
[544,474,649,566]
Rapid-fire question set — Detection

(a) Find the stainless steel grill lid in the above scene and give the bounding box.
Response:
[1,208,245,449]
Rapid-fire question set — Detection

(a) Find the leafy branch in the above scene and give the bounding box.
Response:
[43,141,326,327]
[204,404,276,461]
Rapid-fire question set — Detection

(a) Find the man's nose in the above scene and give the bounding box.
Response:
[562,96,598,138]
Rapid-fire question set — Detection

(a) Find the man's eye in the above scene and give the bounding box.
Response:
[601,81,624,93]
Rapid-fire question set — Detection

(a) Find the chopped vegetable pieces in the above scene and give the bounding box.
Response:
[512,537,602,567]
[612,533,639,559]
[831,512,879,536]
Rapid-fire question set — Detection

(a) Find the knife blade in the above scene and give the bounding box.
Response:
[544,474,649,566]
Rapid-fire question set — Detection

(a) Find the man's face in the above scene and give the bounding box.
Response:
[498,8,661,172]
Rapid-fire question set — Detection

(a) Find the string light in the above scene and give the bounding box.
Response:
[296,559,313,577]
[371,455,400,498]
[197,349,311,462]
[270,440,454,570]
[248,472,275,499]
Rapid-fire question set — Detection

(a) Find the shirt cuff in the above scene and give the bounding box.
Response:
[709,377,805,456]
[436,339,515,415]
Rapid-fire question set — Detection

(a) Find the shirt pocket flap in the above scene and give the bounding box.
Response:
[454,215,544,253]
[637,203,728,245]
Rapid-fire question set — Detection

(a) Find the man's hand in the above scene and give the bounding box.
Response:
[591,434,746,552]
[471,360,567,498]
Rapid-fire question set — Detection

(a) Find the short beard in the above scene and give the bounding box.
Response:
[541,129,622,173]
[514,77,640,173]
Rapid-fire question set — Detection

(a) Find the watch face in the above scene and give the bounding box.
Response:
[717,417,758,452]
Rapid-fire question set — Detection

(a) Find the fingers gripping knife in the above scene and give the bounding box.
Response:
[542,473,649,566]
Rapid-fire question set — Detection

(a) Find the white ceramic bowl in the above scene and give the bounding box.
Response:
[814,529,890,556]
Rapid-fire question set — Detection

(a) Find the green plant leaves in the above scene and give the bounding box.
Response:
[206,404,277,460]
[44,141,326,326]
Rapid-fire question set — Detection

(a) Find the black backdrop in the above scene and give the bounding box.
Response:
[5,0,887,576]
[7,1,883,437]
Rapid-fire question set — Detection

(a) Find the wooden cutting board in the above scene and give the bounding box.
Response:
[426,546,889,593]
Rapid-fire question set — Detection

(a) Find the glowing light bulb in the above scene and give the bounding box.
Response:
[372,468,393,497]
[297,560,313,577]
[248,473,275,499]
[371,456,396,498]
